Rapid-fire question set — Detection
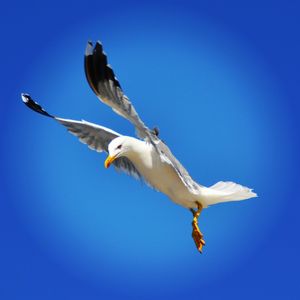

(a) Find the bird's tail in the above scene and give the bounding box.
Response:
[200,181,257,207]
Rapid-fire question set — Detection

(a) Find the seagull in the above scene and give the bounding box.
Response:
[21,41,257,253]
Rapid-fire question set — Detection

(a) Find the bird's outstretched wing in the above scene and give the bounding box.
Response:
[84,42,201,194]
[57,118,143,180]
[84,41,155,141]
[56,118,119,153]
[21,93,142,179]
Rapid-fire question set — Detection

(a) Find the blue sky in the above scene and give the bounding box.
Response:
[1,0,299,299]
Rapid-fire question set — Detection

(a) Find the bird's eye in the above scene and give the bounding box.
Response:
[116,144,122,150]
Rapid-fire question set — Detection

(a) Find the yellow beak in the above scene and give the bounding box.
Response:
[104,155,117,168]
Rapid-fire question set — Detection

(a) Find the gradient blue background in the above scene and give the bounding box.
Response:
[1,0,299,299]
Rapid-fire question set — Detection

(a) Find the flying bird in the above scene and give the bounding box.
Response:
[21,41,257,253]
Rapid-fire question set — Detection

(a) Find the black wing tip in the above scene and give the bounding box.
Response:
[95,41,103,51]
[84,40,122,92]
[96,40,102,46]
[85,41,94,56]
[21,93,54,118]
[85,40,103,56]
[21,93,30,103]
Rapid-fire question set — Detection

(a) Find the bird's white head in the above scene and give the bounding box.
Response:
[104,136,134,168]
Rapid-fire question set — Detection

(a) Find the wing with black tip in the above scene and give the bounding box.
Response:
[84,43,202,193]
[84,41,155,141]
[21,93,142,179]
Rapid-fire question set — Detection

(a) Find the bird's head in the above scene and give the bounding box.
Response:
[104,136,132,168]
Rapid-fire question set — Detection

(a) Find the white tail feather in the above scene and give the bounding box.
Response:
[199,181,257,207]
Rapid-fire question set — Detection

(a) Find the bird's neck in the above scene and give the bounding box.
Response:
[125,140,152,168]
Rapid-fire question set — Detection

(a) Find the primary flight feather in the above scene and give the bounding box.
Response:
[22,41,257,253]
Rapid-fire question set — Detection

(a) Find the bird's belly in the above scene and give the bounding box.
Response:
[136,158,197,208]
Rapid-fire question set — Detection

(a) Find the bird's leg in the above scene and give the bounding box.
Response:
[190,202,205,253]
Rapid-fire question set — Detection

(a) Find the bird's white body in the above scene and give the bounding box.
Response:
[124,138,197,208]
[108,136,257,209]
